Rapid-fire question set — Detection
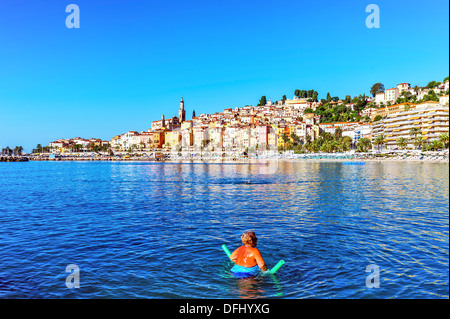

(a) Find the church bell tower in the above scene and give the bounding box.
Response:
[178,97,186,123]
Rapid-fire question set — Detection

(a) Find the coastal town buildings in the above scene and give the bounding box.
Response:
[45,79,450,155]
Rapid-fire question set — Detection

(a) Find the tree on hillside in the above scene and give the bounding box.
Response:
[422,90,439,102]
[426,81,437,89]
[370,83,385,97]
[344,95,351,104]
[326,92,332,102]
[373,115,383,122]
[257,96,267,106]
[312,91,319,101]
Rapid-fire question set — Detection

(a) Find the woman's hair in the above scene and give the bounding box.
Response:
[241,231,258,247]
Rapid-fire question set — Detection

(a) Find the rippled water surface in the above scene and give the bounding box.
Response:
[0,161,448,298]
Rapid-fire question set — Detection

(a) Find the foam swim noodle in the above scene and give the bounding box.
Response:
[268,260,285,274]
[222,244,232,260]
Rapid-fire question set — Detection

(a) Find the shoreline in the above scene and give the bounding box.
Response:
[3,150,448,163]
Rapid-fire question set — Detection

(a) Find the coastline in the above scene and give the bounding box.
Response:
[3,151,447,163]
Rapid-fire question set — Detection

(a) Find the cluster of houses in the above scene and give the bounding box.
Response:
[374,81,449,105]
[47,80,449,154]
[49,137,110,153]
[108,97,366,152]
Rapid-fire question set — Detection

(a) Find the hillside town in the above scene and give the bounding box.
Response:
[4,78,447,160]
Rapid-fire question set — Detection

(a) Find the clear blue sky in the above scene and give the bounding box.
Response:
[0,0,448,152]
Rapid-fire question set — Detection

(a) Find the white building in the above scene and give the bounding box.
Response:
[385,88,399,103]
[375,92,385,105]
[397,83,411,94]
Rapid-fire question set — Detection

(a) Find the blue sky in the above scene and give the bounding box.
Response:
[0,0,448,152]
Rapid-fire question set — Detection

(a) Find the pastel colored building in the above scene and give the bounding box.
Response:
[385,88,400,103]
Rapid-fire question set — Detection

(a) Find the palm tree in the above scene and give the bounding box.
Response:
[409,127,422,138]
[413,135,424,150]
[430,139,443,151]
[409,128,422,149]
[374,135,387,151]
[312,140,320,153]
[305,135,312,144]
[35,144,42,154]
[438,133,449,148]
[396,137,408,150]
[2,146,12,156]
[13,146,24,155]
[304,142,312,153]
[357,137,372,152]
[290,132,301,147]
[281,133,290,151]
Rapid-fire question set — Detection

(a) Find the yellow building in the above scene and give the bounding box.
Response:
[270,123,290,148]
[164,129,182,149]
[371,103,417,120]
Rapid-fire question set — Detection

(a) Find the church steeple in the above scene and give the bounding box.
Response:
[178,97,186,123]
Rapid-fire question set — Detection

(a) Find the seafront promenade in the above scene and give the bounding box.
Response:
[3,150,448,163]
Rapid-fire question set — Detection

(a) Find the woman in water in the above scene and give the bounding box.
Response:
[229,231,267,276]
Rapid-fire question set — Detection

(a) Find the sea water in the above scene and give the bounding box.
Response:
[0,161,448,298]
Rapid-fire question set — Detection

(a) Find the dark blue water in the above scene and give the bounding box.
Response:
[0,161,448,298]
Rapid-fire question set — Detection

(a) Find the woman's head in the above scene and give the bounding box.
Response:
[241,231,258,247]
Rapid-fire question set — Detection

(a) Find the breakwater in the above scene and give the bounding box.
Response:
[0,156,29,162]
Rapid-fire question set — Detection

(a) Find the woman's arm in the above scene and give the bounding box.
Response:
[230,247,239,263]
[253,248,267,271]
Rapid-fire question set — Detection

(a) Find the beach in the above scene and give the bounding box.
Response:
[4,150,448,163]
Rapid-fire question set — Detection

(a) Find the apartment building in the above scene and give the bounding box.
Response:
[371,101,449,150]
[371,102,416,121]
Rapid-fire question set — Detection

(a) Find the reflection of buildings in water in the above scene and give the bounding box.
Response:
[369,161,446,207]
[229,273,284,298]
[230,276,265,299]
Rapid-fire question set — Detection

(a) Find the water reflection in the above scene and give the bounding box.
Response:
[0,161,448,298]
